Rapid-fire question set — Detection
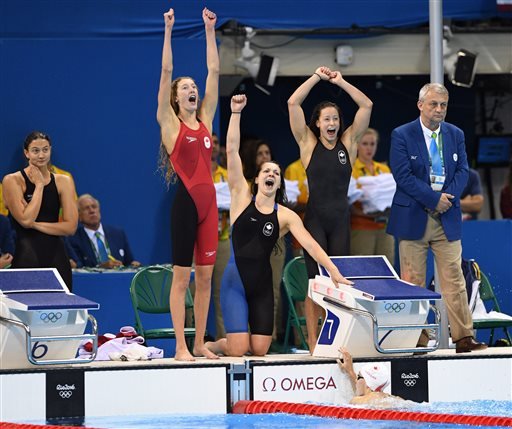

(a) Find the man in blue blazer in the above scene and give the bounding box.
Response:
[67,194,140,269]
[387,83,486,354]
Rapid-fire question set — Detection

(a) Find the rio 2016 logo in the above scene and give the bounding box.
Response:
[56,384,76,399]
[401,372,419,387]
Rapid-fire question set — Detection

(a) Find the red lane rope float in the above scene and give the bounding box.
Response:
[233,400,512,427]
[0,423,105,429]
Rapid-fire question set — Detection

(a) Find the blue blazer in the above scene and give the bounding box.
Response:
[67,224,136,267]
[386,118,469,241]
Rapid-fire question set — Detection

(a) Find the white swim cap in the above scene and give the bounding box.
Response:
[359,363,390,392]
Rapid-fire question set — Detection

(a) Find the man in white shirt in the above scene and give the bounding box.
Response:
[66,194,140,268]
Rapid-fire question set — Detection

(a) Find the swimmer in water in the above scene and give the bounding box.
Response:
[338,348,405,406]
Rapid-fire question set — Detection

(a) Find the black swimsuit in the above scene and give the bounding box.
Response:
[304,140,351,278]
[10,170,72,290]
[220,200,279,336]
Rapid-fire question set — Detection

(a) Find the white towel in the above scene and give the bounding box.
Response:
[214,182,231,210]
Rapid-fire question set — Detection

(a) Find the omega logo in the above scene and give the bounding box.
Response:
[262,376,337,392]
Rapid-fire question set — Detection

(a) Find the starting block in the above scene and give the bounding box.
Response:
[0,268,99,369]
[311,256,442,358]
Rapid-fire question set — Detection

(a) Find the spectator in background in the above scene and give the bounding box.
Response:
[500,164,512,219]
[460,168,484,220]
[0,214,15,268]
[350,128,395,265]
[285,158,309,257]
[211,132,230,339]
[67,194,140,268]
[241,138,286,347]
[218,143,227,169]
[2,131,78,289]
[288,66,372,352]
[0,184,8,216]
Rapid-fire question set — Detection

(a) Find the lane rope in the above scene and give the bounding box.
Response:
[232,400,512,427]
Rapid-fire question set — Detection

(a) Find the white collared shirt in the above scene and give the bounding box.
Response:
[419,120,441,152]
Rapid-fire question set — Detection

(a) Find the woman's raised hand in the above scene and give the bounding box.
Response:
[26,165,45,186]
[315,66,331,80]
[203,7,217,29]
[163,8,174,29]
[328,70,344,86]
[231,94,247,113]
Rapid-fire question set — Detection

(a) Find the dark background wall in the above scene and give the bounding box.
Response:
[218,75,478,169]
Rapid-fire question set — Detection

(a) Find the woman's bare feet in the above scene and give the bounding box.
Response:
[174,347,195,361]
[205,338,227,356]
[194,344,220,359]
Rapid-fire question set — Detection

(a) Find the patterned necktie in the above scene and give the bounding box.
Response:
[95,232,109,263]
[429,131,443,175]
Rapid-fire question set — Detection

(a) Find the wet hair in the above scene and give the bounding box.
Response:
[251,160,288,206]
[170,76,198,116]
[418,83,449,102]
[24,131,51,150]
[251,160,288,255]
[158,76,199,185]
[23,131,52,171]
[308,101,345,142]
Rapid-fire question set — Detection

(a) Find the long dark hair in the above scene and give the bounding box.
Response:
[251,160,288,255]
[24,131,52,171]
[251,161,288,206]
[308,101,344,142]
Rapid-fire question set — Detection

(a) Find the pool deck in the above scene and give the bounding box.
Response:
[1,346,511,423]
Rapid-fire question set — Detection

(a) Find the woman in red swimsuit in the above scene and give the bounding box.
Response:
[157,7,219,361]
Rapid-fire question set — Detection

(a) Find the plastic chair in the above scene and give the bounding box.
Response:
[473,272,512,345]
[282,256,309,352]
[130,265,196,343]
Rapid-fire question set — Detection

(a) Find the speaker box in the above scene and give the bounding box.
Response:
[451,49,477,88]
[256,55,280,87]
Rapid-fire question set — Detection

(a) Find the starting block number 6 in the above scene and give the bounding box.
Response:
[32,341,49,359]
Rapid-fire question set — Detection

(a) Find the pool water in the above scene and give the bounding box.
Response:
[79,400,511,429]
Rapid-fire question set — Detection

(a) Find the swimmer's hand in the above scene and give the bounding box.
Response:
[329,266,353,288]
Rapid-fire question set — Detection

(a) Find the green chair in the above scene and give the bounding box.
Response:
[130,265,196,343]
[473,272,512,345]
[282,256,310,352]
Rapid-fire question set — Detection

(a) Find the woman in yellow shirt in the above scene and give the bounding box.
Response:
[350,128,395,265]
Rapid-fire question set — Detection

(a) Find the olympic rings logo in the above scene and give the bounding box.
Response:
[59,390,73,399]
[384,302,406,313]
[403,379,417,387]
[40,312,63,323]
